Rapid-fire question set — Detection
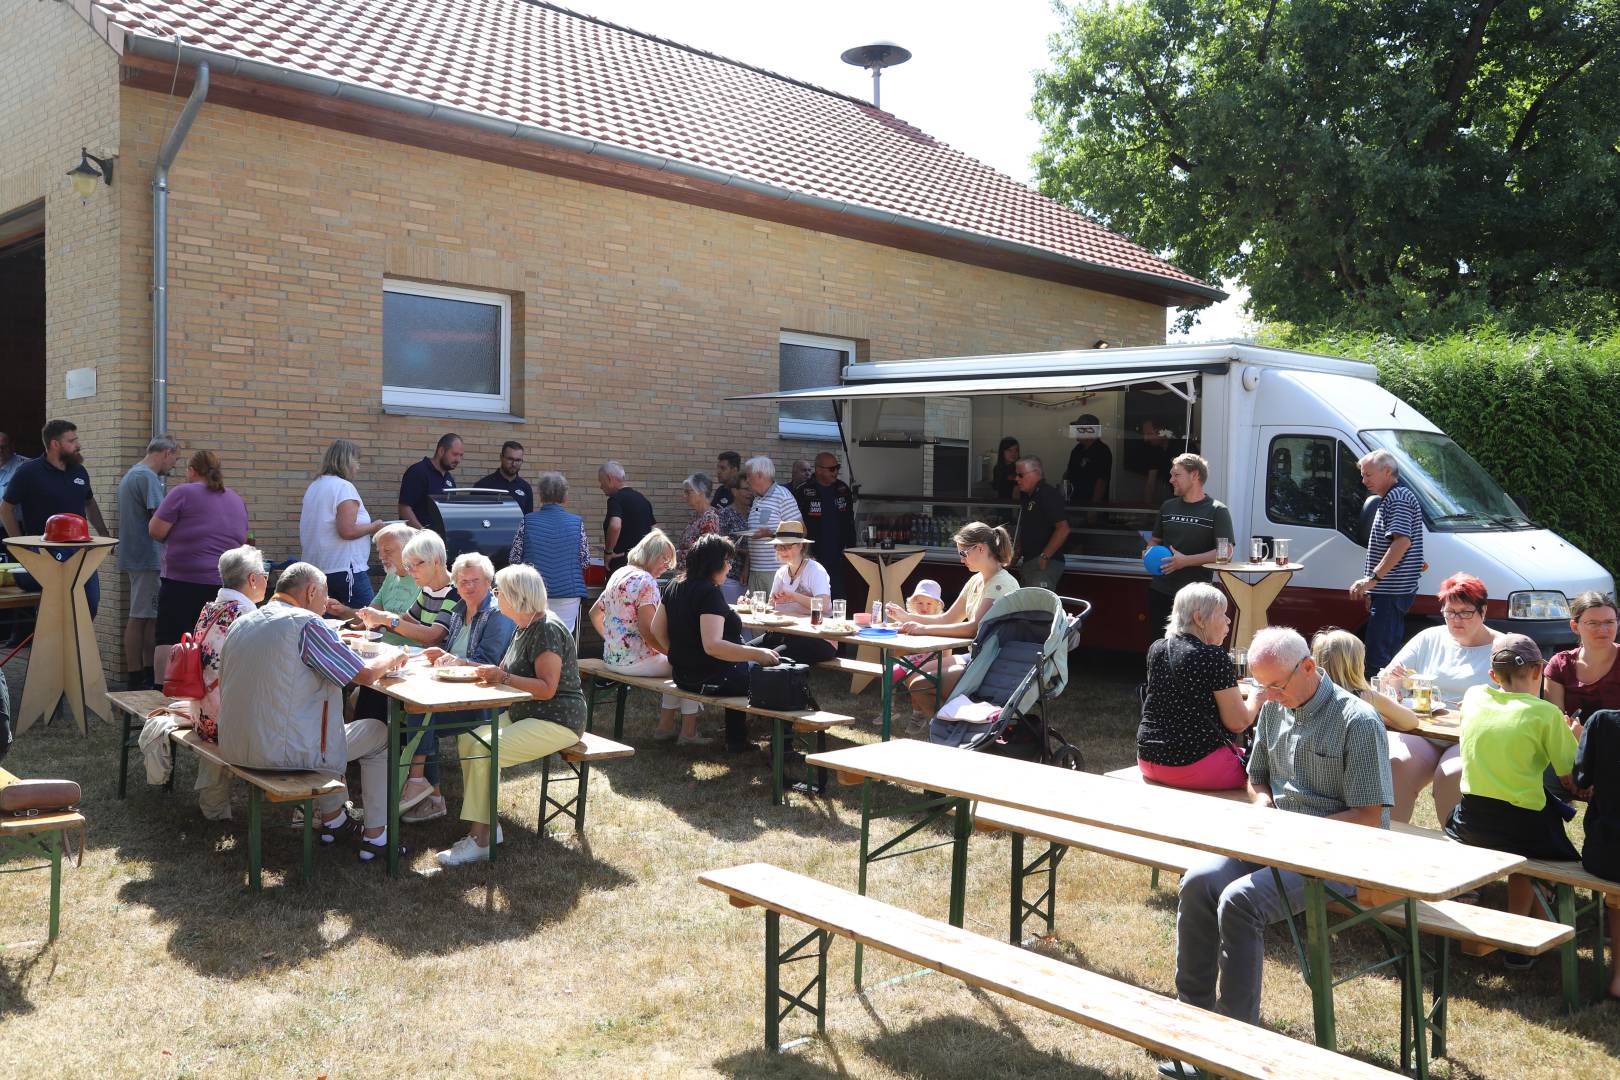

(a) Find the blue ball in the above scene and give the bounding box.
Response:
[1142,545,1173,576]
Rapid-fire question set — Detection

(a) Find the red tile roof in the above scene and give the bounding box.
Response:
[85,0,1218,301]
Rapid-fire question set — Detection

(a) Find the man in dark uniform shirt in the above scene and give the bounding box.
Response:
[1,419,111,619]
[398,433,461,537]
[1063,413,1112,505]
[598,460,656,572]
[711,451,741,510]
[1012,456,1070,592]
[473,440,533,515]
[792,451,857,601]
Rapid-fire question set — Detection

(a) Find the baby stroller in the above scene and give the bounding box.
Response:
[928,589,1090,770]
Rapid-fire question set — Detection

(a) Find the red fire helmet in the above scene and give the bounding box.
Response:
[42,513,91,543]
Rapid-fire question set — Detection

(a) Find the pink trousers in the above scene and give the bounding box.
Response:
[1138,746,1248,791]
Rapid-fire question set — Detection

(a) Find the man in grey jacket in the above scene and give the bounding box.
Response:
[219,562,405,860]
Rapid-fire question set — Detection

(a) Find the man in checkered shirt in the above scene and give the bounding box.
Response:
[1169,626,1393,1053]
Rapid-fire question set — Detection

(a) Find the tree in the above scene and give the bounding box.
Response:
[1033,0,1620,336]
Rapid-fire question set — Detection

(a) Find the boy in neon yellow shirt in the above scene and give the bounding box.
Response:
[1445,635,1581,938]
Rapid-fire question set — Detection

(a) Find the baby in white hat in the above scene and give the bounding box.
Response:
[905,579,944,618]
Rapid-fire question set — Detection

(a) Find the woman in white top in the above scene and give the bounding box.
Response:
[1378,571,1502,823]
[762,520,836,664]
[886,521,1019,724]
[299,439,388,608]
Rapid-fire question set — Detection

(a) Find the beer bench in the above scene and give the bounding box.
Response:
[0,766,85,941]
[578,658,851,804]
[702,861,1403,1079]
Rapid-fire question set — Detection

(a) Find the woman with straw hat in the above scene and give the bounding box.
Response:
[765,520,836,664]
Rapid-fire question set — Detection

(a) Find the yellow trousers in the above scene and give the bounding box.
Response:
[457,713,580,825]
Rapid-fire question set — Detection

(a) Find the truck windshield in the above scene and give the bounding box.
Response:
[1361,430,1532,530]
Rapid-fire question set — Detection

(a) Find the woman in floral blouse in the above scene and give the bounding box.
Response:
[189,544,268,818]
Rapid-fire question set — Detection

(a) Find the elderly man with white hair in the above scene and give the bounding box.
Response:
[1350,447,1425,677]
[597,460,656,576]
[742,455,802,597]
[219,562,406,861]
[1165,626,1391,1067]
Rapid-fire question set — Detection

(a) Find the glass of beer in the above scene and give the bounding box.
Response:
[1215,538,1232,563]
[810,596,825,626]
[1273,538,1291,566]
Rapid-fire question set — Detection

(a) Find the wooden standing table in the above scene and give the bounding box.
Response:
[739,611,961,740]
[372,657,531,876]
[1214,560,1303,652]
[841,545,925,692]
[3,536,117,734]
[806,739,1520,1080]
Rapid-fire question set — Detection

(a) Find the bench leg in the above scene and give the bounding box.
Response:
[538,756,590,834]
[1302,877,1336,1051]
[301,797,315,883]
[1403,897,1429,1080]
[1596,893,1610,1004]
[585,677,600,734]
[614,685,627,742]
[47,829,63,942]
[575,763,590,833]
[1431,937,1448,1059]
[771,718,786,807]
[762,910,830,1052]
[1555,884,1579,1012]
[247,786,263,893]
[117,710,134,799]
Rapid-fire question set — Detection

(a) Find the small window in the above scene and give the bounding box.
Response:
[383,280,511,414]
[1265,435,1369,542]
[778,331,853,439]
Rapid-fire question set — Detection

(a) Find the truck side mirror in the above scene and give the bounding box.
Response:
[1355,494,1382,548]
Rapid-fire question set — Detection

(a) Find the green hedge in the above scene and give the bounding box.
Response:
[1279,326,1620,582]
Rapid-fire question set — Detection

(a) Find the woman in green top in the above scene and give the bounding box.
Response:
[438,563,586,867]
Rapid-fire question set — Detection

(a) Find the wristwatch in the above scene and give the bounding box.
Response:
[389,614,401,630]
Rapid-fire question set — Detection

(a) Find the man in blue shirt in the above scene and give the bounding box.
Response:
[1351,449,1425,678]
[473,440,532,514]
[398,433,462,538]
[2,419,110,619]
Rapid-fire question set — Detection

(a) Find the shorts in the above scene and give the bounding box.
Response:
[1445,792,1579,861]
[127,570,160,619]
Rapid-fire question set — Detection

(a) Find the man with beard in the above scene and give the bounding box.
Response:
[398,432,462,537]
[1,418,111,618]
[474,440,533,514]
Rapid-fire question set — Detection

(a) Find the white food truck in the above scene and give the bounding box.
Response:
[736,342,1612,652]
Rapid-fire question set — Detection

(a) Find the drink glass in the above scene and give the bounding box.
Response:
[1249,538,1269,563]
[1215,537,1232,563]
[871,601,884,626]
[1273,538,1291,566]
[810,596,825,626]
[752,590,767,612]
[1229,648,1247,681]
[830,599,846,622]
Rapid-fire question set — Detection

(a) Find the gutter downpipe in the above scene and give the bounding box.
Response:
[151,59,209,438]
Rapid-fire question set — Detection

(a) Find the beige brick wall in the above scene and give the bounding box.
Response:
[0,2,128,664]
[115,87,1164,576]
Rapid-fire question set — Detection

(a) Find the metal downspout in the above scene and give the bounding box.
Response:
[151,60,209,438]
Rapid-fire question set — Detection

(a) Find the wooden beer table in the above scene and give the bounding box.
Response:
[841,545,926,692]
[3,535,117,734]
[1214,559,1303,651]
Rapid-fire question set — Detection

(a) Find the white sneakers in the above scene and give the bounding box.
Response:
[434,825,503,867]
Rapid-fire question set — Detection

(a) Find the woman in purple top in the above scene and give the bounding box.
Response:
[150,450,249,647]
[1545,590,1620,720]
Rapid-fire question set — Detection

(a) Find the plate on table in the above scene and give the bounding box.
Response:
[434,666,481,683]
[818,620,858,635]
[751,613,795,627]
[857,626,899,638]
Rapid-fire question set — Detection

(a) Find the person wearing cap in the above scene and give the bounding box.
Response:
[791,451,857,602]
[1445,634,1582,957]
[764,520,836,663]
[1,418,110,619]
[1063,413,1112,506]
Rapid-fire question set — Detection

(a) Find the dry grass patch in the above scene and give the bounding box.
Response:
[0,652,1615,1078]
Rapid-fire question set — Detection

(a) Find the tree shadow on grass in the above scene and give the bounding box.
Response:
[109,757,631,979]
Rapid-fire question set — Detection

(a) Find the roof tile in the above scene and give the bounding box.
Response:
[94,0,1210,295]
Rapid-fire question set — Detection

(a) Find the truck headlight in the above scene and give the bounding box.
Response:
[1507,591,1570,620]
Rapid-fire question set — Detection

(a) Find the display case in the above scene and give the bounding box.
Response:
[853,496,1157,565]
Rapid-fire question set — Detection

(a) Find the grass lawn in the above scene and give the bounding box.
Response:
[1,648,1615,1078]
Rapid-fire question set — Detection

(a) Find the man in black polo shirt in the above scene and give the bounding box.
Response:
[711,450,741,510]
[1,418,110,618]
[473,440,532,515]
[398,433,462,537]
[1011,456,1070,592]
[1063,413,1112,505]
[792,451,857,601]
[598,460,655,572]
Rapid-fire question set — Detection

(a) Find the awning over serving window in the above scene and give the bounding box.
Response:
[727,368,1202,404]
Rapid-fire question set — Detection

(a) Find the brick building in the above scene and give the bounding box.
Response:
[0,0,1218,661]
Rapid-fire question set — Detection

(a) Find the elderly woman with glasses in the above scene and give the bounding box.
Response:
[677,472,723,565]
[1378,571,1503,823]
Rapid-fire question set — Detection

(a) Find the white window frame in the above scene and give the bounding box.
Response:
[778,331,854,440]
[382,279,511,414]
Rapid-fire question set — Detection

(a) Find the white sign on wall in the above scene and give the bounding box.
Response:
[65,367,97,400]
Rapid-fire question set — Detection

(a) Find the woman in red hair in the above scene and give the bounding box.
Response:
[1378,572,1503,823]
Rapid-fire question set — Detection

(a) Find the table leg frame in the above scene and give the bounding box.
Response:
[1007,834,1065,944]
[762,910,830,1052]
[852,780,968,985]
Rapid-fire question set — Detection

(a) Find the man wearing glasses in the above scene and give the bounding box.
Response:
[474,440,532,515]
[1169,626,1392,1058]
[1011,456,1071,592]
[1351,448,1424,677]
[793,452,856,602]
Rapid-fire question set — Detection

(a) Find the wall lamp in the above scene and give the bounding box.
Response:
[67,147,115,198]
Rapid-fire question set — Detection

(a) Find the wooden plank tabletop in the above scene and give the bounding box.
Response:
[805,741,1522,901]
[1411,714,1461,744]
[737,611,962,654]
[702,863,1403,1080]
[372,659,532,714]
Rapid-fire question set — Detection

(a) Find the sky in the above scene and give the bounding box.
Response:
[565,0,1251,341]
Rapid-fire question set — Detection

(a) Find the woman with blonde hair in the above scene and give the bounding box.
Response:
[884,521,1020,727]
[300,438,389,608]
[150,449,250,650]
[590,528,705,742]
[437,563,586,866]
[1311,628,1420,733]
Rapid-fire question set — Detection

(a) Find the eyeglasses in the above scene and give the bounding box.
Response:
[1440,607,1480,621]
[816,463,840,473]
[1258,658,1305,692]
[956,543,980,557]
[1014,470,1035,478]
